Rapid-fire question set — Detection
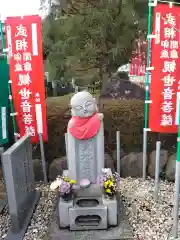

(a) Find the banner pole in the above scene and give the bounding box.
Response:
[116,131,120,176]
[0,20,18,142]
[154,140,161,202]
[143,0,153,180]
[35,104,48,184]
[38,133,48,184]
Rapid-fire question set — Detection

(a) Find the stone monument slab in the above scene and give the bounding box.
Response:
[1,135,40,240]
[67,124,104,183]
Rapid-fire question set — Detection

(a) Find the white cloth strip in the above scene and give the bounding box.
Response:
[145,100,152,104]
[144,128,151,132]
[10,112,18,116]
[146,67,154,71]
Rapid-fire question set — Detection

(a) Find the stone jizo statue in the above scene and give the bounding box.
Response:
[68,91,103,140]
[58,91,118,231]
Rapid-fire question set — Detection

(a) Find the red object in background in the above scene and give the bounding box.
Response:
[149,4,180,133]
[130,41,146,76]
[130,54,139,76]
[130,55,135,75]
[130,53,138,76]
[5,15,48,143]
[134,52,139,76]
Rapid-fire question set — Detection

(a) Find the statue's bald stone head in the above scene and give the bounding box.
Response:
[70,91,97,118]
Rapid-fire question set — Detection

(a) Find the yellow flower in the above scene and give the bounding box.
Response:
[106,180,112,186]
[104,181,108,188]
[105,188,111,193]
[109,182,113,187]
[70,180,76,184]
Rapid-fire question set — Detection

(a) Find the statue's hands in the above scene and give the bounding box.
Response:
[68,119,74,128]
[97,113,104,120]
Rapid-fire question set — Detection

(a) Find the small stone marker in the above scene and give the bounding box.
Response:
[1,135,40,240]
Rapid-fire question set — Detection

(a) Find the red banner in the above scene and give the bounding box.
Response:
[149,4,180,133]
[6,15,48,142]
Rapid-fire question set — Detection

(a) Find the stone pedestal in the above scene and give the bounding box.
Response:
[58,185,118,230]
[102,195,117,226]
[69,205,107,230]
[58,198,73,228]
[51,194,133,240]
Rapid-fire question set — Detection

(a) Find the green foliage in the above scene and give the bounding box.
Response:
[42,0,147,83]
[103,100,144,152]
[102,100,176,153]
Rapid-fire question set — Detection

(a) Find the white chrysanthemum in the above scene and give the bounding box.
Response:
[50,179,62,190]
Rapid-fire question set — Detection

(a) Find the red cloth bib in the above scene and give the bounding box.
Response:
[69,113,101,140]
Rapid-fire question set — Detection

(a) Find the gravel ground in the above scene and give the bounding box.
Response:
[0,178,179,240]
[120,177,176,240]
[0,171,5,199]
[0,183,57,240]
[0,182,5,199]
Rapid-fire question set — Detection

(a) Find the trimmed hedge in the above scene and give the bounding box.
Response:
[33,98,177,164]
[102,100,144,153]
[102,99,176,155]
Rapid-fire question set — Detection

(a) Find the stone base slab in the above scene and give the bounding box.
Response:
[49,193,133,240]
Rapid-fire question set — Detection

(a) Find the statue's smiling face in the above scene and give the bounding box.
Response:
[71,92,97,117]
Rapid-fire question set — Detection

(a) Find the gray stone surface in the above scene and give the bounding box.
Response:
[165,154,176,181]
[69,205,107,230]
[104,153,115,173]
[48,193,133,240]
[148,149,168,178]
[74,197,102,206]
[33,158,49,182]
[112,149,126,162]
[102,195,117,226]
[49,157,68,181]
[1,135,40,240]
[67,124,104,183]
[73,184,103,198]
[59,198,73,228]
[120,152,144,177]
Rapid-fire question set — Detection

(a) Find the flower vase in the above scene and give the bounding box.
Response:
[62,192,73,201]
[104,193,114,200]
